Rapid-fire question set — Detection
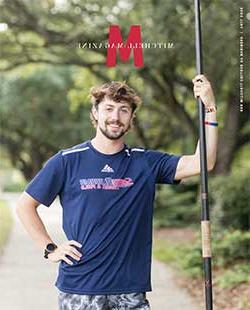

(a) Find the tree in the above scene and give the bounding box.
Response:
[0,65,93,179]
[0,0,249,174]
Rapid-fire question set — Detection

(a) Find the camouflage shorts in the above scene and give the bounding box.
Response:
[58,291,151,310]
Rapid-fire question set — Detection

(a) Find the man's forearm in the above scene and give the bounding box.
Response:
[194,110,218,170]
[174,76,218,180]
[16,193,82,265]
[16,198,54,250]
[205,110,218,169]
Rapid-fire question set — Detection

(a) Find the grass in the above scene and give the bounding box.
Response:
[215,264,250,289]
[153,236,203,278]
[153,228,250,309]
[153,231,250,289]
[0,200,13,255]
[153,238,186,266]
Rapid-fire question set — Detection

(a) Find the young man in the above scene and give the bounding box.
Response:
[16,75,218,310]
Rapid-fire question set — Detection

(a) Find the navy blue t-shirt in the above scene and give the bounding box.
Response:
[25,140,181,295]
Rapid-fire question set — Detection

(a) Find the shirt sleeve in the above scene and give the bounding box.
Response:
[144,150,182,184]
[25,151,65,207]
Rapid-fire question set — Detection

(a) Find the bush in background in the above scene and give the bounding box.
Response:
[212,230,250,267]
[210,168,250,231]
[154,229,250,288]
[154,180,199,228]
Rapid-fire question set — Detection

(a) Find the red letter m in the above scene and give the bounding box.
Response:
[106,25,144,68]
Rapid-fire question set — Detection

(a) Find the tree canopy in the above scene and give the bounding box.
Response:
[0,0,249,177]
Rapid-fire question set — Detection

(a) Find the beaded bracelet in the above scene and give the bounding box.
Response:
[205,121,218,127]
[205,106,217,113]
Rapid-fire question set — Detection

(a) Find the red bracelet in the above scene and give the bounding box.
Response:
[205,121,218,127]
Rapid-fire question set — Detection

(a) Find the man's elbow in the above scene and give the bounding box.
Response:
[207,161,216,172]
[16,192,38,216]
[16,194,25,217]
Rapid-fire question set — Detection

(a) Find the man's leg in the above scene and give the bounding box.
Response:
[58,291,109,310]
[107,292,151,309]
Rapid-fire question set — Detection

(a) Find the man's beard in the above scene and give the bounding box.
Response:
[99,120,129,140]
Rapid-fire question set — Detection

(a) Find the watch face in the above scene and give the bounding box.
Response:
[46,243,56,252]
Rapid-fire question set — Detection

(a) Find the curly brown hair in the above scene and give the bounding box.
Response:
[89,81,142,127]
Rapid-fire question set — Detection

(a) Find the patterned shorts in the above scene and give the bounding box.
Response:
[58,291,151,310]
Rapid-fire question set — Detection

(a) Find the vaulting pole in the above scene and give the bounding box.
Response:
[194,0,213,309]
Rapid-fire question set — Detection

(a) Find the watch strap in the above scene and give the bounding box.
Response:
[44,243,57,259]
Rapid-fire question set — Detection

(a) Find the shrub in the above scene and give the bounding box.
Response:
[212,230,250,267]
[154,229,250,281]
[216,264,250,288]
[210,169,250,231]
[154,181,199,228]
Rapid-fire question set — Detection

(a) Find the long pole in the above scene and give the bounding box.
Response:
[194,0,213,309]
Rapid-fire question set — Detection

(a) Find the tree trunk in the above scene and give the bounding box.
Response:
[215,94,241,175]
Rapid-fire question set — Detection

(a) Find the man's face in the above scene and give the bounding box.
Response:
[93,97,134,140]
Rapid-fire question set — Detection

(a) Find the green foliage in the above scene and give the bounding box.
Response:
[0,0,249,177]
[178,244,203,277]
[0,65,94,179]
[154,180,199,228]
[210,169,250,231]
[216,264,250,289]
[154,167,250,234]
[153,240,180,263]
[0,200,13,255]
[2,179,27,192]
[68,68,100,112]
[212,230,250,267]
[153,229,250,283]
[153,237,203,277]
[232,144,250,171]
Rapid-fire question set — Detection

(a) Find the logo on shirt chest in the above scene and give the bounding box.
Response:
[101,164,114,173]
[79,177,134,190]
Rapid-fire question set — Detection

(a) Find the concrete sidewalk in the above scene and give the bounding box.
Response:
[0,193,198,310]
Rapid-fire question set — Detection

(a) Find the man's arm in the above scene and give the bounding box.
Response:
[16,192,82,265]
[174,74,218,180]
[16,192,54,249]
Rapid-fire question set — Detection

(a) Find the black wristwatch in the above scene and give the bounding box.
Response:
[44,243,57,259]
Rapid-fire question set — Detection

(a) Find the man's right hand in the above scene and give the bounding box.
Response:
[48,240,82,265]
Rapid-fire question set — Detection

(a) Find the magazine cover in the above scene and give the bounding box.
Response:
[0,1,249,309]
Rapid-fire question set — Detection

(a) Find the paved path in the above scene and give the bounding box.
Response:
[0,193,198,310]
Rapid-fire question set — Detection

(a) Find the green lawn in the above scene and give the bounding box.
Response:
[153,231,250,288]
[153,228,250,310]
[0,200,13,255]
